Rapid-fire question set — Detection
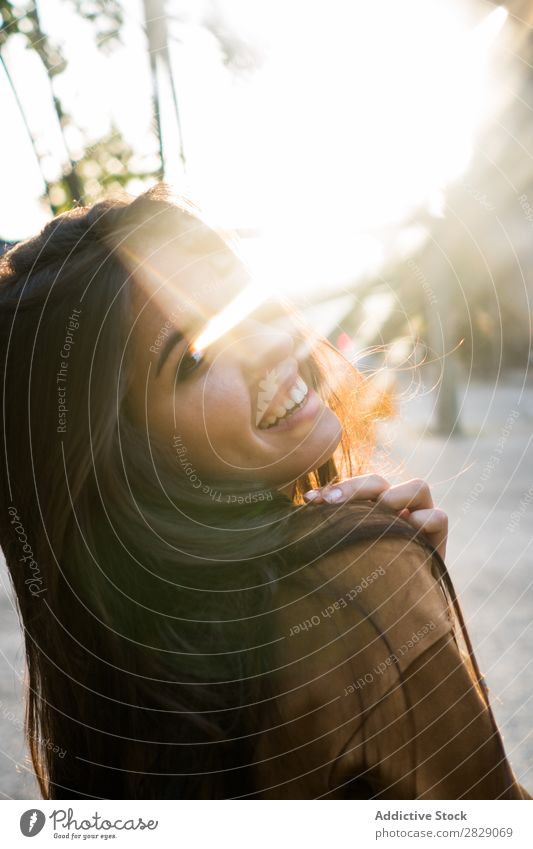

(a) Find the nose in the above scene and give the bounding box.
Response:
[227,317,296,381]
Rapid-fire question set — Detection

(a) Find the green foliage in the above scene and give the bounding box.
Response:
[0,0,159,216]
[0,2,66,72]
[49,128,159,213]
[66,0,123,52]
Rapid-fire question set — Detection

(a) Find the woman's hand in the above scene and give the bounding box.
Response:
[303,475,448,560]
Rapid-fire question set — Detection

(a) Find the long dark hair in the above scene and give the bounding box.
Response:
[0,185,472,799]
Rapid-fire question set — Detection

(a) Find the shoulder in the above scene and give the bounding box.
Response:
[275,534,454,676]
[315,536,453,664]
[259,534,457,778]
[314,533,438,584]
[314,536,448,614]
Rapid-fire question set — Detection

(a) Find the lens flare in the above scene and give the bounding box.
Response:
[189,283,267,353]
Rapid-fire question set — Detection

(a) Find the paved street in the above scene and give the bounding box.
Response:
[0,376,531,798]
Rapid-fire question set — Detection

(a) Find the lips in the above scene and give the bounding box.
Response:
[256,372,309,429]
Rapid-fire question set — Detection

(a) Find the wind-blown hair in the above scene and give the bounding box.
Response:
[0,185,429,798]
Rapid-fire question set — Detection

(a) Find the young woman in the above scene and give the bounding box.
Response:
[0,185,529,800]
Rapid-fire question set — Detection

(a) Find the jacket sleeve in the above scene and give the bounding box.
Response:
[251,536,530,799]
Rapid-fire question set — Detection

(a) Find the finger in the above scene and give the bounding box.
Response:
[403,508,448,559]
[302,489,326,503]
[304,474,390,504]
[377,478,434,512]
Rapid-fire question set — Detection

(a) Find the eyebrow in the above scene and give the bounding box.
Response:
[155,329,185,378]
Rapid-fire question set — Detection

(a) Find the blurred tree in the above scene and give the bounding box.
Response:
[0,0,265,220]
[66,0,123,51]
[47,126,159,213]
[0,0,157,215]
[142,0,185,176]
[202,0,265,72]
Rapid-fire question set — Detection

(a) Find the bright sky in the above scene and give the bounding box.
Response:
[0,0,509,297]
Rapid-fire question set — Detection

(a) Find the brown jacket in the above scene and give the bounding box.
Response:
[250,536,531,799]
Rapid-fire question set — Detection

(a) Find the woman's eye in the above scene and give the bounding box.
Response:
[175,345,205,382]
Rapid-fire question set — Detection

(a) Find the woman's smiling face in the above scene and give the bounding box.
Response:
[124,230,342,492]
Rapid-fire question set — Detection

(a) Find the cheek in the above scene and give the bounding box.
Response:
[203,368,249,417]
[168,372,254,474]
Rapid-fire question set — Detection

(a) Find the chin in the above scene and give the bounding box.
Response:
[300,410,343,473]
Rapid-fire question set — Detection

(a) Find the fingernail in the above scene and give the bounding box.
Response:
[324,487,343,503]
[303,490,321,501]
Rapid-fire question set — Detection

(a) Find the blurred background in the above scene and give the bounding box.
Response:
[0,0,531,797]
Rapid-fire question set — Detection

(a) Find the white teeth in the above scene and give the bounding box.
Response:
[259,415,278,429]
[257,374,309,428]
[281,394,296,409]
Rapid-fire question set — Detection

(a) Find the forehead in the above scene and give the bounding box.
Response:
[125,226,251,351]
